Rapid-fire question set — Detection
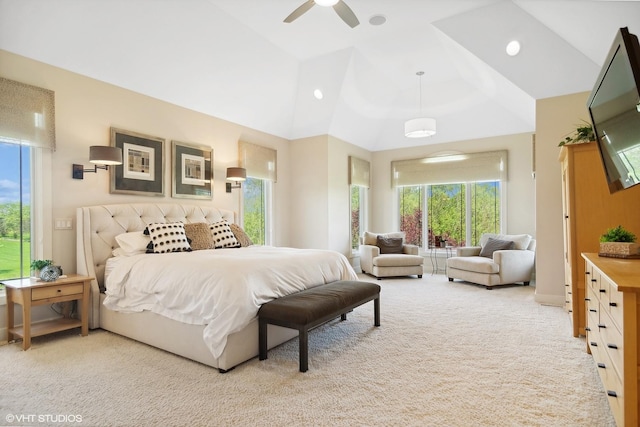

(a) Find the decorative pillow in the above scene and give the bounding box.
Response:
[376,235,404,254]
[115,231,151,254]
[480,233,532,251]
[210,220,240,248]
[479,238,515,258]
[184,222,216,251]
[230,223,253,247]
[364,231,405,246]
[145,222,192,253]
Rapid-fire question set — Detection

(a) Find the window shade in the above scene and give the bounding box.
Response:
[238,140,277,182]
[349,156,370,188]
[0,77,56,150]
[391,150,507,187]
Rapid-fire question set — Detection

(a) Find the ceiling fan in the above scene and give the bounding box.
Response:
[284,0,360,28]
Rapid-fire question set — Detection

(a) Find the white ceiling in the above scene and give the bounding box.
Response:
[1,0,639,151]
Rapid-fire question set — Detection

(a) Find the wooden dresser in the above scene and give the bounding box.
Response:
[582,253,639,427]
[559,143,640,337]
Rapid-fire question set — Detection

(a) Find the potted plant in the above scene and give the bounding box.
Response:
[558,121,595,147]
[599,225,640,258]
[30,259,53,278]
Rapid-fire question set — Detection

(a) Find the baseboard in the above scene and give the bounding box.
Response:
[534,292,564,307]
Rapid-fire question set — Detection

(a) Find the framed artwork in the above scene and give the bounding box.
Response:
[110,128,165,196]
[171,140,213,199]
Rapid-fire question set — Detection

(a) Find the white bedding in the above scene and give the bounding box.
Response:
[103,246,358,359]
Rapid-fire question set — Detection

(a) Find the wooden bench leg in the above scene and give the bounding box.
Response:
[374,297,380,327]
[299,328,308,372]
[259,319,268,361]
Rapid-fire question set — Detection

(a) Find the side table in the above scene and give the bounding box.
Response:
[3,274,92,350]
[429,246,454,274]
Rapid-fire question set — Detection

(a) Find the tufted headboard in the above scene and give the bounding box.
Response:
[76,203,235,328]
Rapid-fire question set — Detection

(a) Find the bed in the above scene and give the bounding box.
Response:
[76,203,358,372]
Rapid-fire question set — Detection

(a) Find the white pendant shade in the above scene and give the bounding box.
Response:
[405,117,437,138]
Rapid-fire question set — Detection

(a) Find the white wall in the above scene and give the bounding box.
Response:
[534,92,590,305]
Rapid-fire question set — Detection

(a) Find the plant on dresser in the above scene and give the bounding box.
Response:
[599,225,640,258]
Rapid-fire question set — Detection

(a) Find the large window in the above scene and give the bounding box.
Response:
[393,151,506,250]
[399,182,501,249]
[242,177,272,245]
[0,142,31,280]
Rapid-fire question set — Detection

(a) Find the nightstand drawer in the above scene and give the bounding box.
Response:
[32,284,84,301]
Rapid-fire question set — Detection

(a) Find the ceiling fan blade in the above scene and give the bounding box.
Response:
[333,1,359,28]
[284,0,316,23]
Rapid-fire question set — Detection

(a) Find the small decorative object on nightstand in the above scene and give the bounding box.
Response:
[3,274,92,350]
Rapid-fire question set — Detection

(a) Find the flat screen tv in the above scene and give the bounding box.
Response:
[587,27,640,193]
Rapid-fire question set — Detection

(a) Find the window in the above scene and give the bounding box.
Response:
[350,185,367,251]
[0,78,55,281]
[242,177,272,245]
[393,151,506,250]
[398,181,502,249]
[349,156,370,252]
[238,141,277,246]
[0,142,31,280]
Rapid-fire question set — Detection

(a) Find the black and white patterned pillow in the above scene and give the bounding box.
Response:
[145,222,192,253]
[210,220,240,248]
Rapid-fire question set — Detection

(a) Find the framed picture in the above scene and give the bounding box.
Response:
[110,128,164,196]
[171,140,213,199]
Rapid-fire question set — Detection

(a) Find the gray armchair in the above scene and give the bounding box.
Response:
[359,231,424,279]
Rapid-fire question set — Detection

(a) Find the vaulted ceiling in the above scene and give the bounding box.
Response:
[1,0,639,151]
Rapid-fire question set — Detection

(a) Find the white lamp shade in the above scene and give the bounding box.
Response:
[226,167,247,182]
[405,118,437,138]
[89,146,122,165]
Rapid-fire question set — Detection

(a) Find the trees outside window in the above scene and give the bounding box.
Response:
[398,181,501,250]
[350,185,367,252]
[242,177,271,245]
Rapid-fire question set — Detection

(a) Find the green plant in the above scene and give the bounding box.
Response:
[30,259,53,271]
[558,121,595,146]
[600,225,637,243]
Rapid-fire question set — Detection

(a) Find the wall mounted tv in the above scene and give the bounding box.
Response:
[587,27,640,193]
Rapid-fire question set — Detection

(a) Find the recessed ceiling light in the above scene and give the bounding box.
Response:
[506,40,521,56]
[313,89,324,100]
[369,15,386,26]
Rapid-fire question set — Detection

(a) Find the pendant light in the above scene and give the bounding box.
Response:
[405,71,436,138]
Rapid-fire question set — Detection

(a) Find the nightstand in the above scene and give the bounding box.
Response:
[3,274,92,350]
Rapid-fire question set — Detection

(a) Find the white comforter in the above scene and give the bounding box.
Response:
[103,246,358,359]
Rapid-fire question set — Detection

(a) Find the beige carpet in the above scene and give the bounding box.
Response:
[0,274,614,427]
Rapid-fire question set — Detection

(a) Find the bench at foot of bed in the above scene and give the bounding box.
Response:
[258,280,381,372]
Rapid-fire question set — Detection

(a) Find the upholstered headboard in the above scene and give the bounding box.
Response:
[76,203,235,328]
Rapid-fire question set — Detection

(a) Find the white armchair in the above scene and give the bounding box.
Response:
[446,233,535,289]
[359,231,424,279]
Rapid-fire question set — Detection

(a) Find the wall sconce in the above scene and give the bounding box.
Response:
[72,146,123,179]
[226,167,246,192]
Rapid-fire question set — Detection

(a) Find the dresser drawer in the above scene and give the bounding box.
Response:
[32,284,84,301]
[586,267,601,295]
[598,308,624,378]
[606,283,624,332]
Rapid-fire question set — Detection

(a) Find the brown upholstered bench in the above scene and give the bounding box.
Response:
[258,280,381,372]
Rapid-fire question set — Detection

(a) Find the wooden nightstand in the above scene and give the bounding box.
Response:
[3,274,92,350]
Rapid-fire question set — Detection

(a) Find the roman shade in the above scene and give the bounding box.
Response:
[391,150,507,187]
[0,77,56,150]
[349,156,370,188]
[238,140,277,182]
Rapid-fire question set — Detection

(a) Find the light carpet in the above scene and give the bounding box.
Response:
[0,274,614,427]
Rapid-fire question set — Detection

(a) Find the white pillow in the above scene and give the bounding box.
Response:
[210,220,240,248]
[112,247,146,257]
[115,231,150,254]
[146,222,192,253]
